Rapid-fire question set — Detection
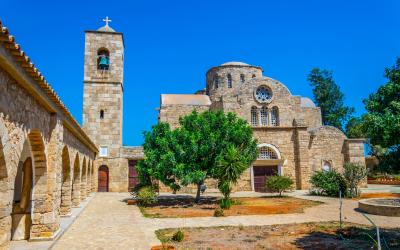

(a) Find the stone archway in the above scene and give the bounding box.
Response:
[86,160,91,195]
[10,130,51,240]
[252,143,284,192]
[11,154,32,240]
[80,157,87,200]
[71,154,80,207]
[91,162,95,192]
[0,134,10,248]
[60,147,72,216]
[98,165,109,192]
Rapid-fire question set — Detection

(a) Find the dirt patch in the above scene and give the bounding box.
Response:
[156,222,400,249]
[140,196,321,218]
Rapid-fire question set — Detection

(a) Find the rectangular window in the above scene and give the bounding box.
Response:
[99,146,108,157]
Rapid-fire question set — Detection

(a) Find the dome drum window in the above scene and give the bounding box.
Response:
[227,74,232,88]
[213,75,219,89]
[240,74,245,83]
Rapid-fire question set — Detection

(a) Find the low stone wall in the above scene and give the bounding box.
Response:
[358,199,400,217]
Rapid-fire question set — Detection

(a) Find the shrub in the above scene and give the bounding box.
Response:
[137,186,157,206]
[310,170,347,197]
[343,163,367,198]
[214,207,224,217]
[265,175,294,196]
[172,230,184,242]
[219,198,232,209]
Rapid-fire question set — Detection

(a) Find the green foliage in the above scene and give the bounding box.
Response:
[215,145,255,204]
[362,58,400,148]
[137,186,157,206]
[345,117,365,138]
[343,163,367,198]
[136,122,182,192]
[362,58,400,172]
[308,68,354,131]
[219,198,232,209]
[265,175,294,196]
[139,110,258,202]
[177,110,258,201]
[172,230,184,242]
[214,207,224,217]
[310,170,348,197]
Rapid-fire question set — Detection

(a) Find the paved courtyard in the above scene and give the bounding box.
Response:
[48,189,400,250]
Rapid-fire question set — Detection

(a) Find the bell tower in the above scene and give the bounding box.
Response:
[82,17,124,160]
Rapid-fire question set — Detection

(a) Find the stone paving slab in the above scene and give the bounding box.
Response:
[51,193,160,250]
[36,189,400,250]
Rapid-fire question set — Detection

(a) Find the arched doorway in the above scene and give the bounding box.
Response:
[252,144,283,192]
[98,165,109,192]
[60,146,71,216]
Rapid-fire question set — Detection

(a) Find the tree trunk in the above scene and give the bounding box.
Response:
[195,183,201,203]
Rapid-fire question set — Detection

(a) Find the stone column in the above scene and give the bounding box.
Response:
[293,119,311,189]
[344,139,367,187]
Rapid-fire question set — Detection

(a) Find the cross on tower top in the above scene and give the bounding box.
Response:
[102,16,112,27]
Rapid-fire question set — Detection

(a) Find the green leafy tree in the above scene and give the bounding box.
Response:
[177,110,258,202]
[136,122,182,192]
[362,58,400,172]
[308,68,354,131]
[265,175,294,197]
[216,145,254,208]
[345,117,365,138]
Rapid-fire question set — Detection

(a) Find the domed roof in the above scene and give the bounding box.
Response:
[97,25,116,32]
[221,61,250,66]
[300,97,316,108]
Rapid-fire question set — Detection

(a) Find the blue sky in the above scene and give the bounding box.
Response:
[2,0,399,146]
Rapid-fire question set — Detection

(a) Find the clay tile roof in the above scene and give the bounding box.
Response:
[161,94,211,106]
[0,20,98,153]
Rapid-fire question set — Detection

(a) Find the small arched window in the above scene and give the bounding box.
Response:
[100,110,104,119]
[252,74,256,78]
[227,74,232,88]
[260,107,268,126]
[259,146,278,159]
[240,74,245,83]
[251,106,258,127]
[322,161,331,172]
[271,106,279,126]
[97,48,110,70]
[214,75,219,89]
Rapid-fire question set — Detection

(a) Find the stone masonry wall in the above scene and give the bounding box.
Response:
[0,41,96,248]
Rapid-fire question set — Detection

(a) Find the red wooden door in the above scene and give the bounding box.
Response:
[98,165,109,192]
[128,160,139,190]
[253,166,277,192]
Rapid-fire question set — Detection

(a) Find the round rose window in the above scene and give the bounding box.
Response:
[255,86,272,103]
